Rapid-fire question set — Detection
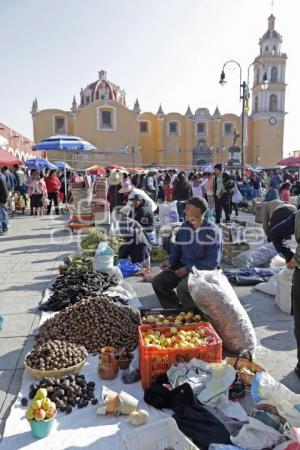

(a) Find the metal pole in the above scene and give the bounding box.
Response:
[240,81,246,178]
[131,146,135,169]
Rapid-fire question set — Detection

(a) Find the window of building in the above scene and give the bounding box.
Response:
[224,122,234,136]
[254,96,259,113]
[271,66,278,83]
[196,122,207,135]
[97,106,116,131]
[101,95,105,100]
[169,121,178,135]
[54,117,66,133]
[139,121,149,133]
[265,46,269,52]
[101,111,112,128]
[272,45,277,53]
[85,96,90,105]
[256,69,260,85]
[269,94,278,112]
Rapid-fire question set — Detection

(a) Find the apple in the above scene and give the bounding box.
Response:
[165,331,171,338]
[170,327,177,335]
[162,319,170,325]
[146,329,154,335]
[26,407,35,420]
[179,312,186,317]
[146,315,156,324]
[45,407,56,419]
[32,399,42,410]
[157,314,165,320]
[34,408,46,421]
[34,388,47,400]
[186,312,194,318]
[41,398,52,411]
[154,330,161,337]
[174,321,182,326]
[194,314,201,321]
[166,316,175,322]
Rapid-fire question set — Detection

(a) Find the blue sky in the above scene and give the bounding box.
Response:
[0,0,298,154]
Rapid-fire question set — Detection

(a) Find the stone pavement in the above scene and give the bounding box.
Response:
[0,211,299,442]
[0,213,78,441]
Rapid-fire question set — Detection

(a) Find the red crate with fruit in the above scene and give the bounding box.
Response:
[139,323,222,389]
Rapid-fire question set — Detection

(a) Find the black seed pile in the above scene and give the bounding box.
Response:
[28,375,97,414]
[40,269,116,311]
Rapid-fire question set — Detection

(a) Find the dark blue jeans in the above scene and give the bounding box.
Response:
[0,204,9,232]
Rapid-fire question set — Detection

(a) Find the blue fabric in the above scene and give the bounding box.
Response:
[168,219,222,271]
[0,204,9,232]
[53,161,73,170]
[25,158,57,170]
[270,212,296,262]
[4,171,15,190]
[117,259,141,277]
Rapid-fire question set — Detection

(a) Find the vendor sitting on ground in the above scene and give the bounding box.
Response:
[131,193,155,244]
[152,196,222,308]
[117,206,152,267]
[261,188,296,241]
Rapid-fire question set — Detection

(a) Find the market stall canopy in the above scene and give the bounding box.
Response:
[53,161,73,171]
[25,157,57,170]
[0,149,22,167]
[277,156,300,167]
[86,165,106,175]
[106,164,127,171]
[32,135,96,152]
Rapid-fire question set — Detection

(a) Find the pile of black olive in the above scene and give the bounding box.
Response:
[40,269,116,311]
[28,374,97,414]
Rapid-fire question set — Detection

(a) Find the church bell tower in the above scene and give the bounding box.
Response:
[250,14,287,166]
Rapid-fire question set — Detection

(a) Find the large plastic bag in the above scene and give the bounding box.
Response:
[230,417,285,450]
[254,275,278,296]
[271,255,287,268]
[117,259,141,278]
[233,242,277,268]
[159,201,179,226]
[188,269,257,353]
[251,371,300,427]
[275,268,293,314]
[94,242,114,273]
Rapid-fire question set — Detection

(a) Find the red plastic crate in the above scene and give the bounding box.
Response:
[139,322,222,389]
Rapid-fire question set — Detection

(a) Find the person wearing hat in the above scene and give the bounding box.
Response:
[131,193,155,245]
[151,196,222,308]
[107,170,124,212]
[213,164,234,224]
[145,168,159,202]
[115,205,152,266]
[119,180,157,213]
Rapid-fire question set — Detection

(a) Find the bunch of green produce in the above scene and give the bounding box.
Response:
[68,255,93,271]
[151,247,169,262]
[80,229,123,257]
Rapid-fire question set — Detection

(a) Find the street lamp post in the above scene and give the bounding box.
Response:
[131,146,135,169]
[219,60,268,177]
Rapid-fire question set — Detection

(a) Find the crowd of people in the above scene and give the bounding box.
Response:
[0,165,95,234]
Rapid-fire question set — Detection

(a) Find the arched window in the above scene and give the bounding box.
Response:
[272,45,277,54]
[254,96,258,113]
[265,46,269,52]
[269,94,278,112]
[256,69,260,85]
[271,66,278,82]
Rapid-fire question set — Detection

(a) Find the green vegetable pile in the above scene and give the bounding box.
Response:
[151,247,169,262]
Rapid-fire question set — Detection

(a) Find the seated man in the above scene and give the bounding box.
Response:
[152,196,222,308]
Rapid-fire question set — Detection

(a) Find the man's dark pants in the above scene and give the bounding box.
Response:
[152,269,195,308]
[293,268,300,367]
[214,193,231,224]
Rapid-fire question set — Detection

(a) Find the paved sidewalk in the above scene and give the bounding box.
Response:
[0,213,77,440]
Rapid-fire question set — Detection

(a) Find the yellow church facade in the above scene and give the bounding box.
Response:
[32,15,286,169]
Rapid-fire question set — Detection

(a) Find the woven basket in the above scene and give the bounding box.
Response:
[226,350,265,386]
[24,356,87,380]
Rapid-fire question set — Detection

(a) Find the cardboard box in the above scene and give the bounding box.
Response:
[222,243,249,265]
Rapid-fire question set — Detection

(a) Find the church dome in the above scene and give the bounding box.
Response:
[259,15,282,55]
[80,70,126,107]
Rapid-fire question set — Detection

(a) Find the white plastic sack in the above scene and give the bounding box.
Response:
[233,242,277,268]
[271,255,287,268]
[159,201,179,226]
[251,372,300,427]
[94,242,114,273]
[230,417,284,450]
[188,269,257,353]
[254,275,278,296]
[275,269,293,314]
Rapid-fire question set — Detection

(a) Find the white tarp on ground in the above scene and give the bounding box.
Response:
[1,354,170,450]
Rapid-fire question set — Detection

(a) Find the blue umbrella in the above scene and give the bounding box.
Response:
[25,157,57,170]
[33,135,96,203]
[32,135,96,152]
[53,161,73,171]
